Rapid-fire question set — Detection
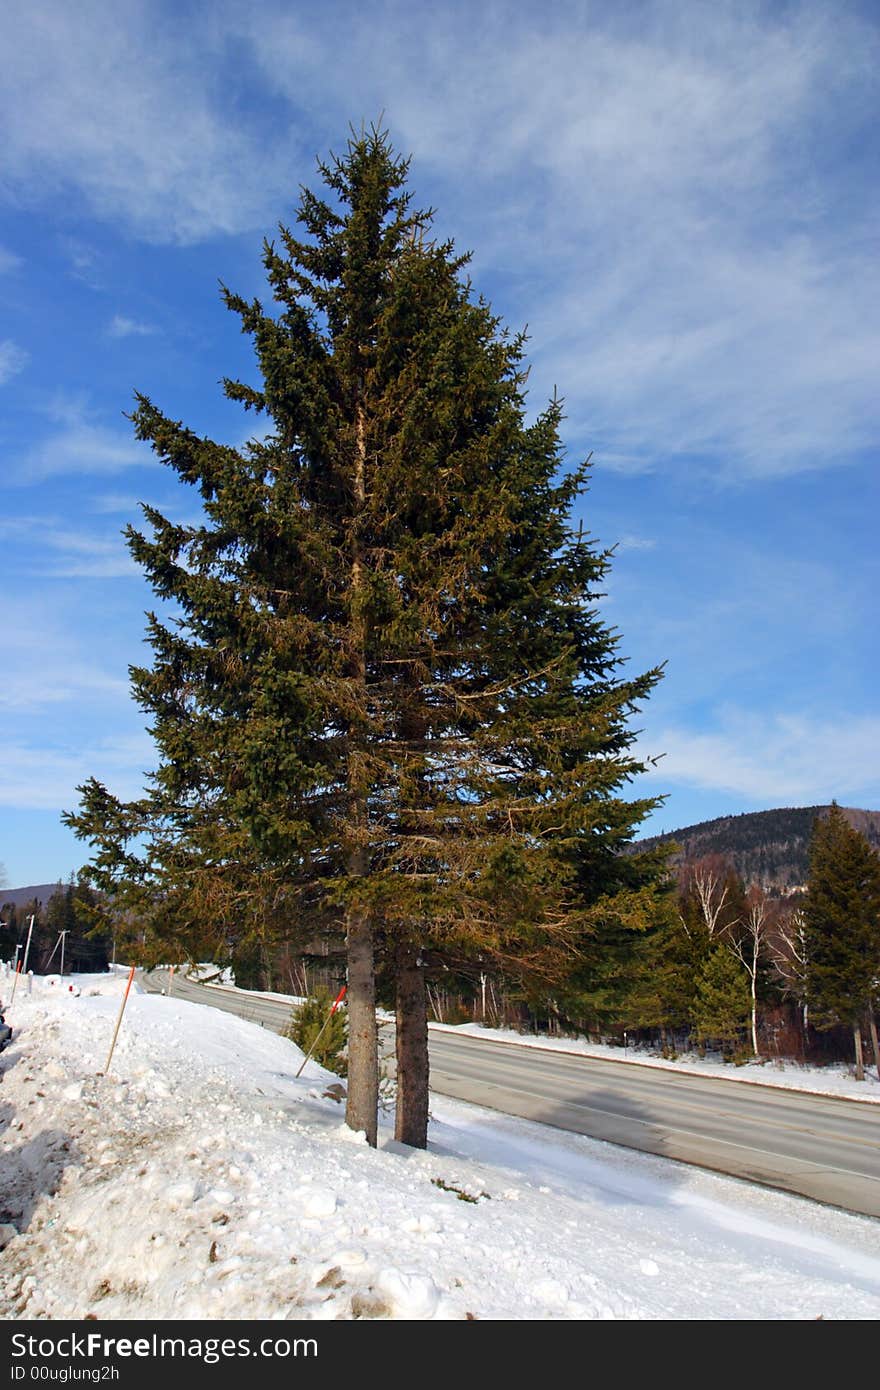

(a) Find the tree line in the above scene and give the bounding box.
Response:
[0,879,112,976]
[557,803,879,1080]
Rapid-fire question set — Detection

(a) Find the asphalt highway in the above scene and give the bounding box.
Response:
[141,969,880,1218]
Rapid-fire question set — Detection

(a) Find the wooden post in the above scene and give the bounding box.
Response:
[103,966,136,1075]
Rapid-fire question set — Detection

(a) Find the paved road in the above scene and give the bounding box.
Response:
[142,969,880,1218]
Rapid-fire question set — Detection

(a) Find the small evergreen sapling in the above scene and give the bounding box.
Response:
[691,947,751,1059]
[285,986,348,1076]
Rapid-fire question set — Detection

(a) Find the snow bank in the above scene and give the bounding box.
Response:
[0,973,878,1321]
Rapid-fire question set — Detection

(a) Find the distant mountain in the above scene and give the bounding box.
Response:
[0,883,65,911]
[634,805,880,893]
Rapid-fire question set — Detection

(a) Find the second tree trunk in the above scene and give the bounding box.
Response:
[395,943,429,1148]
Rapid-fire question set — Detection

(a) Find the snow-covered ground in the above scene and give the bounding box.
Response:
[1,973,878,1321]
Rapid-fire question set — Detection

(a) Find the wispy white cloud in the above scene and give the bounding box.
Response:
[107,314,159,339]
[0,516,138,579]
[0,339,28,384]
[12,397,149,482]
[0,2,877,479]
[0,245,21,274]
[58,236,104,289]
[611,530,869,722]
[0,2,299,243]
[0,595,132,714]
[241,2,880,481]
[89,492,144,515]
[637,709,880,805]
[541,235,880,480]
[0,732,154,811]
[615,535,656,553]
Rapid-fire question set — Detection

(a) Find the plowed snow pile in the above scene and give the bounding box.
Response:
[1,973,878,1321]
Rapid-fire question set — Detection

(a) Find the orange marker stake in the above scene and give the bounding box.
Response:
[103,965,136,1075]
[8,959,22,1006]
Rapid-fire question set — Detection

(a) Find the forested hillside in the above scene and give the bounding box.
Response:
[635,805,880,892]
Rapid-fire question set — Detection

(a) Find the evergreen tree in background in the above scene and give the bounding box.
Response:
[691,947,751,1057]
[803,804,880,1079]
[65,126,666,1147]
[0,897,47,975]
[44,880,111,974]
[0,903,20,964]
[44,882,76,970]
[609,856,744,1049]
[0,882,111,976]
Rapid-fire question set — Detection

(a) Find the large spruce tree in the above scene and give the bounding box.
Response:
[66,127,665,1147]
[803,804,880,1079]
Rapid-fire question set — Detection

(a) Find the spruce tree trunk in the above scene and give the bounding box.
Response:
[345,895,378,1146]
[853,1024,865,1082]
[868,1014,880,1083]
[394,943,429,1149]
[343,400,378,1147]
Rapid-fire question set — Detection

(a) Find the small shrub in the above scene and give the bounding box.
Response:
[431,1177,490,1203]
[377,1065,397,1112]
[284,986,347,1076]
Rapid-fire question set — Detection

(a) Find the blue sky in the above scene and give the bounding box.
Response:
[1,0,878,887]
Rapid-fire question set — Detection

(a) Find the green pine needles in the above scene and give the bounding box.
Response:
[803,804,880,1074]
[65,125,667,1146]
[285,988,348,1077]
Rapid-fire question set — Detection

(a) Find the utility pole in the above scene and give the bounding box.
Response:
[59,930,68,978]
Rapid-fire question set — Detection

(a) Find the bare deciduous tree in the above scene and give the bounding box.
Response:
[679,856,742,941]
[730,886,772,1056]
[771,902,809,1029]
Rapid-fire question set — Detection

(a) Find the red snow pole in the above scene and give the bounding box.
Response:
[295,984,347,1078]
[103,966,136,1075]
